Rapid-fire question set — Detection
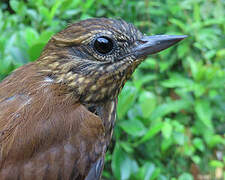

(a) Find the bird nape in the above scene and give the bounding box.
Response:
[0,18,186,180]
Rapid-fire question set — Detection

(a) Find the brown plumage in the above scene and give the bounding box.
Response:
[0,18,186,179]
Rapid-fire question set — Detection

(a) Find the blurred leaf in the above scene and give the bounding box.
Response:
[25,28,39,47]
[39,31,55,43]
[195,99,213,130]
[28,43,45,61]
[209,160,224,168]
[39,6,50,20]
[191,155,201,164]
[207,135,225,148]
[10,47,28,64]
[161,138,173,152]
[178,173,193,180]
[216,49,225,61]
[9,0,19,12]
[173,132,185,145]
[188,57,198,79]
[161,73,193,88]
[184,143,195,156]
[139,58,157,69]
[143,163,156,180]
[118,83,137,119]
[119,119,146,137]
[150,100,191,121]
[135,162,156,180]
[112,144,137,180]
[139,91,157,118]
[112,144,124,179]
[162,121,173,139]
[169,18,186,31]
[50,0,63,21]
[177,41,189,58]
[136,122,163,145]
[120,142,134,153]
[193,138,205,152]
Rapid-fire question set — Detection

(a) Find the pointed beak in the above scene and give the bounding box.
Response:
[134,35,187,58]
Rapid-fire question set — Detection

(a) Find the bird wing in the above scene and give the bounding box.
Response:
[0,64,106,180]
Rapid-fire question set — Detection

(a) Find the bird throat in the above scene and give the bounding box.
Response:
[67,60,139,104]
[39,58,141,104]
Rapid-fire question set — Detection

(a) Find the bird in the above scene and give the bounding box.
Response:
[0,18,186,179]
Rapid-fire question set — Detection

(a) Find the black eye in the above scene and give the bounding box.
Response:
[94,36,114,54]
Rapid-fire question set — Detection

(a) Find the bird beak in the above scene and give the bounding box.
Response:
[134,35,187,58]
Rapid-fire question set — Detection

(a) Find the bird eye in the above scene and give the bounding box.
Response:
[93,36,114,55]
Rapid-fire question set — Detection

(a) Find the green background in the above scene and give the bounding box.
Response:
[0,0,224,179]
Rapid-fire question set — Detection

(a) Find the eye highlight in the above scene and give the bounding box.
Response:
[93,36,114,55]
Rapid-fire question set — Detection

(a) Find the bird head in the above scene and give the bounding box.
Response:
[38,18,186,103]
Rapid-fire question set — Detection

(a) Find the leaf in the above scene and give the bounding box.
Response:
[162,121,173,139]
[142,163,156,180]
[50,0,63,20]
[187,57,198,79]
[9,0,19,12]
[112,144,123,179]
[120,155,132,180]
[117,83,137,119]
[120,142,134,153]
[144,163,156,180]
[139,58,157,69]
[177,41,189,58]
[38,31,55,43]
[150,100,191,121]
[25,28,39,47]
[209,160,224,168]
[178,173,193,180]
[112,144,137,180]
[82,0,95,11]
[119,119,146,137]
[133,73,158,90]
[161,73,194,88]
[28,43,45,61]
[139,91,157,118]
[216,48,225,61]
[193,138,205,152]
[0,58,14,75]
[133,162,156,180]
[207,135,225,148]
[173,132,185,145]
[191,155,201,164]
[136,122,163,145]
[10,47,28,64]
[193,83,205,97]
[195,100,213,130]
[184,143,195,156]
[193,3,200,22]
[161,138,173,152]
[63,9,81,18]
[39,6,50,21]
[169,18,187,31]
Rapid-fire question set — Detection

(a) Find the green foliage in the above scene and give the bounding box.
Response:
[0,0,224,179]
